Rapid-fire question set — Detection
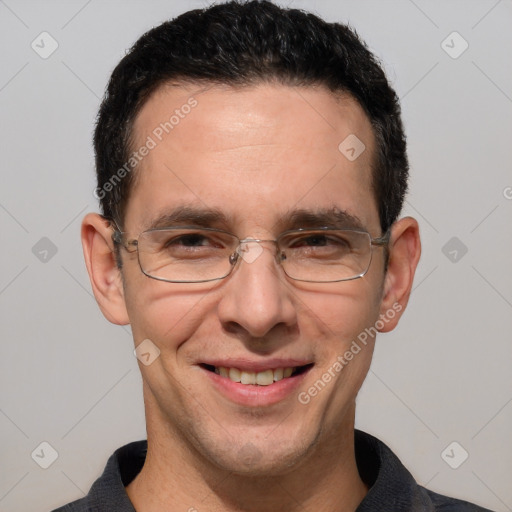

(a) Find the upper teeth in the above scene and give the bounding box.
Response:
[214,367,295,386]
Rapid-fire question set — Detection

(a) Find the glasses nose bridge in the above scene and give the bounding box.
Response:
[237,237,280,253]
[233,237,283,267]
[238,236,277,245]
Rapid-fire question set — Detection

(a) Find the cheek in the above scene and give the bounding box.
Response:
[298,280,382,344]
[123,273,212,348]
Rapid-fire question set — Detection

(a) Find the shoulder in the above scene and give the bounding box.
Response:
[50,440,147,512]
[51,500,96,511]
[354,430,495,512]
[425,488,495,512]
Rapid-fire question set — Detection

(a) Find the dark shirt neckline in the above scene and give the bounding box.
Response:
[52,429,495,512]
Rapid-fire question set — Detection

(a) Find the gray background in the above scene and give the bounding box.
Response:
[1,0,511,511]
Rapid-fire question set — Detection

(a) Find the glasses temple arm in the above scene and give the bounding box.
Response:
[371,229,391,247]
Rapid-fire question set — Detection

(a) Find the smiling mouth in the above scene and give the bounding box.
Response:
[200,363,314,386]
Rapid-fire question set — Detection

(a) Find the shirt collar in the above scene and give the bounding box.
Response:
[85,430,434,511]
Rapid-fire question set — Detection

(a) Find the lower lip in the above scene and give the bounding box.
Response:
[201,366,313,407]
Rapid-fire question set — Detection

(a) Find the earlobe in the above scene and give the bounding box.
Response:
[378,216,421,332]
[81,213,130,325]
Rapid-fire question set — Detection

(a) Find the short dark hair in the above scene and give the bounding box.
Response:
[94,0,408,234]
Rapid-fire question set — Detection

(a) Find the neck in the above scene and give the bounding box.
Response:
[127,395,368,512]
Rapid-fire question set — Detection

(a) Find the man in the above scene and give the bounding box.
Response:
[54,1,493,510]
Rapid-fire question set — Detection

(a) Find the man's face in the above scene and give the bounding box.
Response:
[120,83,386,474]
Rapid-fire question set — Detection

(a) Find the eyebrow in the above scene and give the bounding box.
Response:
[282,208,365,231]
[143,205,365,232]
[145,206,232,231]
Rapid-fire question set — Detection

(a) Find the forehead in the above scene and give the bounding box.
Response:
[126,82,379,234]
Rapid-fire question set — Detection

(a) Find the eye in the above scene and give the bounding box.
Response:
[165,233,215,248]
[280,231,357,263]
[289,233,351,248]
[142,229,234,259]
[296,235,329,247]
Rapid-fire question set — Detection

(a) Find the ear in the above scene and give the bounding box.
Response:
[81,213,130,325]
[377,216,421,332]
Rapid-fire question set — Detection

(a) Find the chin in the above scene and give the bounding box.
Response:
[198,428,317,477]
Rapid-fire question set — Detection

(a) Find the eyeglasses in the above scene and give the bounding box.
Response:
[112,226,390,284]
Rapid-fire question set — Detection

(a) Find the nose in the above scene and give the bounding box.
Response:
[216,241,297,338]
